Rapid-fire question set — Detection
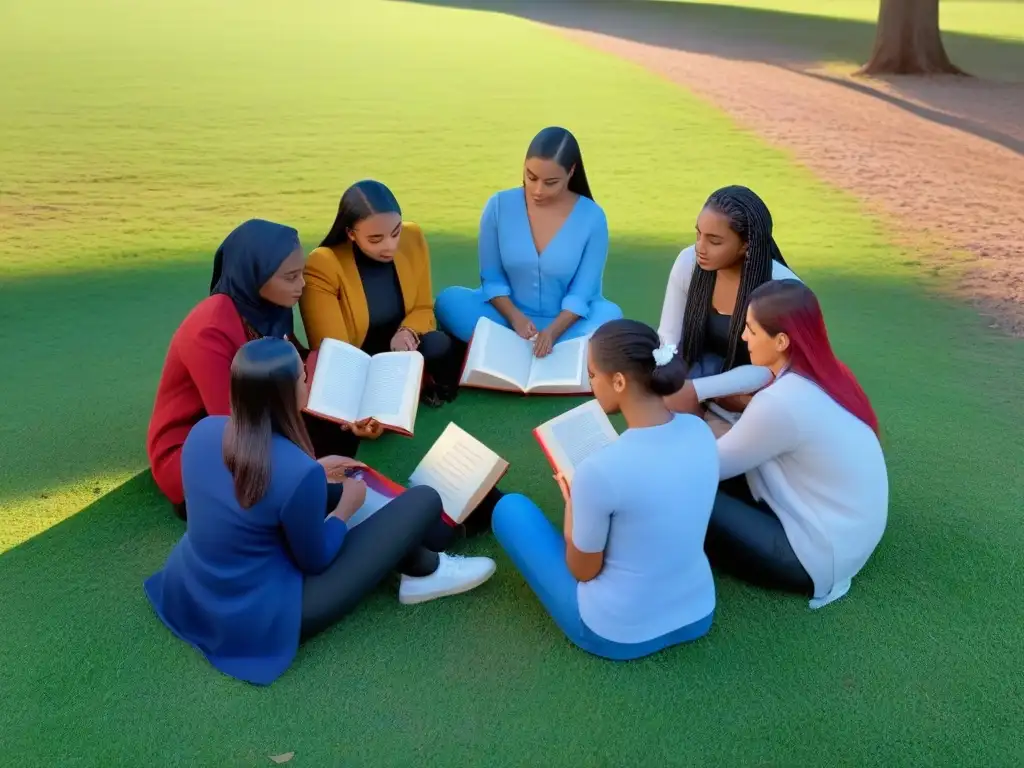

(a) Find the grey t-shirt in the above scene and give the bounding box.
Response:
[571,414,718,644]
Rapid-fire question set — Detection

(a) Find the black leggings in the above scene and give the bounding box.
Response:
[704,477,813,595]
[300,485,444,641]
[418,329,465,389]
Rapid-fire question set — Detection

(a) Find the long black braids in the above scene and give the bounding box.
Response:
[680,185,788,370]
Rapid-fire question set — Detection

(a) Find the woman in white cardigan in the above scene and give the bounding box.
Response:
[659,186,798,418]
[705,279,888,609]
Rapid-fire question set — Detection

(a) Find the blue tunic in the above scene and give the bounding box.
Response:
[144,416,346,685]
[435,188,622,342]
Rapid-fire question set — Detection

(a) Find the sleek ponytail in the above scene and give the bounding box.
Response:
[525,126,594,200]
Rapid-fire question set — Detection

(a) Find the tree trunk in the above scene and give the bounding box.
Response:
[858,0,966,76]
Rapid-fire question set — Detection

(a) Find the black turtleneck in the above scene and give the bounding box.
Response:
[353,244,406,354]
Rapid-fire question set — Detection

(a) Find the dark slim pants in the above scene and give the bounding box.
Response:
[418,329,465,389]
[704,477,814,595]
[300,485,443,641]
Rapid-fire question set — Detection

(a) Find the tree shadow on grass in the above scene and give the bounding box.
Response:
[1,234,1023,762]
[394,0,1024,153]
[2,273,1022,764]
[3,227,1022,515]
[0,232,662,520]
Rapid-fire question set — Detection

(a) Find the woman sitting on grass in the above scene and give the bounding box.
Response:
[491,319,717,660]
[659,185,800,418]
[706,279,888,609]
[143,337,497,686]
[434,126,622,358]
[300,180,462,426]
[147,219,389,520]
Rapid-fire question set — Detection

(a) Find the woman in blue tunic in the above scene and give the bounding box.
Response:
[143,337,497,685]
[435,127,623,357]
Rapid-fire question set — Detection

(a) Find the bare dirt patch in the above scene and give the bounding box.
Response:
[529,6,1024,333]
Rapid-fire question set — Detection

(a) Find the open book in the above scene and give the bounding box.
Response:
[304,338,424,436]
[343,467,404,528]
[408,422,509,524]
[533,399,619,483]
[459,317,591,395]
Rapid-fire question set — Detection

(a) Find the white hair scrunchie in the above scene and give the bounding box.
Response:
[652,343,677,367]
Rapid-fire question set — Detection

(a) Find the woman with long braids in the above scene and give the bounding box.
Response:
[706,279,888,609]
[491,319,717,660]
[435,126,622,357]
[658,186,800,416]
[144,338,497,686]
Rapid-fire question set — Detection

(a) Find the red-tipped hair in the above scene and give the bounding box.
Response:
[749,280,879,436]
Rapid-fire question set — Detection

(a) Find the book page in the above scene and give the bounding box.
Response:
[536,399,618,482]
[359,351,423,430]
[467,318,534,391]
[345,482,392,528]
[305,339,370,422]
[525,337,586,391]
[408,423,505,523]
[337,468,402,528]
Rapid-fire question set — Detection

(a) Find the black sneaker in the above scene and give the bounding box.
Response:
[436,382,459,403]
[419,383,445,408]
[464,487,505,537]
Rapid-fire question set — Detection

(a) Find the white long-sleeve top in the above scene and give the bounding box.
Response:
[657,245,801,348]
[713,372,889,608]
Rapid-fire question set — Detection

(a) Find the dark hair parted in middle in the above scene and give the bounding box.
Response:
[222,337,314,509]
[680,185,789,370]
[319,180,402,249]
[526,126,594,201]
[590,319,689,397]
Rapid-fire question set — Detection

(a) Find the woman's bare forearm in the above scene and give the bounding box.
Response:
[489,296,523,324]
[546,310,578,341]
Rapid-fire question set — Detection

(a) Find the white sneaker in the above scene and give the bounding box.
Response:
[398,552,496,605]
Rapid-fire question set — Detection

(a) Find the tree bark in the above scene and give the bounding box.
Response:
[858,0,966,76]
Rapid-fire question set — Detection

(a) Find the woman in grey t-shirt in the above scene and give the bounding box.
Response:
[492,319,718,659]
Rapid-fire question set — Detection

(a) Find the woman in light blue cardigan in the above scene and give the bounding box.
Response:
[435,127,622,357]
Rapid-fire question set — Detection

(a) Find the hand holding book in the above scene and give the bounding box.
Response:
[317,455,367,483]
[533,328,556,358]
[304,338,424,436]
[534,399,619,483]
[554,471,573,540]
[511,313,538,340]
[460,317,591,394]
[331,476,368,522]
[342,417,384,439]
[554,472,572,502]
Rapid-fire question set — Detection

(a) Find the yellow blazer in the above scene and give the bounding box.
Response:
[300,222,437,350]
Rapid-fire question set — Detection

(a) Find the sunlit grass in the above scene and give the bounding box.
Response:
[1,0,1022,765]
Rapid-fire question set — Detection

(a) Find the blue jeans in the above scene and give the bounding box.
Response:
[434,285,623,343]
[491,493,714,661]
[689,352,725,378]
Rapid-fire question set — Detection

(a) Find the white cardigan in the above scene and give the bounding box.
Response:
[657,245,801,348]
[715,373,889,608]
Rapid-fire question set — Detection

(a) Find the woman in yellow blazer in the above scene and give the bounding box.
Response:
[300,181,462,420]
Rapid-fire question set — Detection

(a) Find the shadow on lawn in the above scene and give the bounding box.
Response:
[3,225,1023,517]
[3,226,1022,546]
[0,232,671,518]
[395,0,1024,154]
[3,246,1024,764]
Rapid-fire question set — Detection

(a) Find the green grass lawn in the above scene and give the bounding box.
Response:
[651,0,1024,42]
[418,0,1024,80]
[2,0,1023,764]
